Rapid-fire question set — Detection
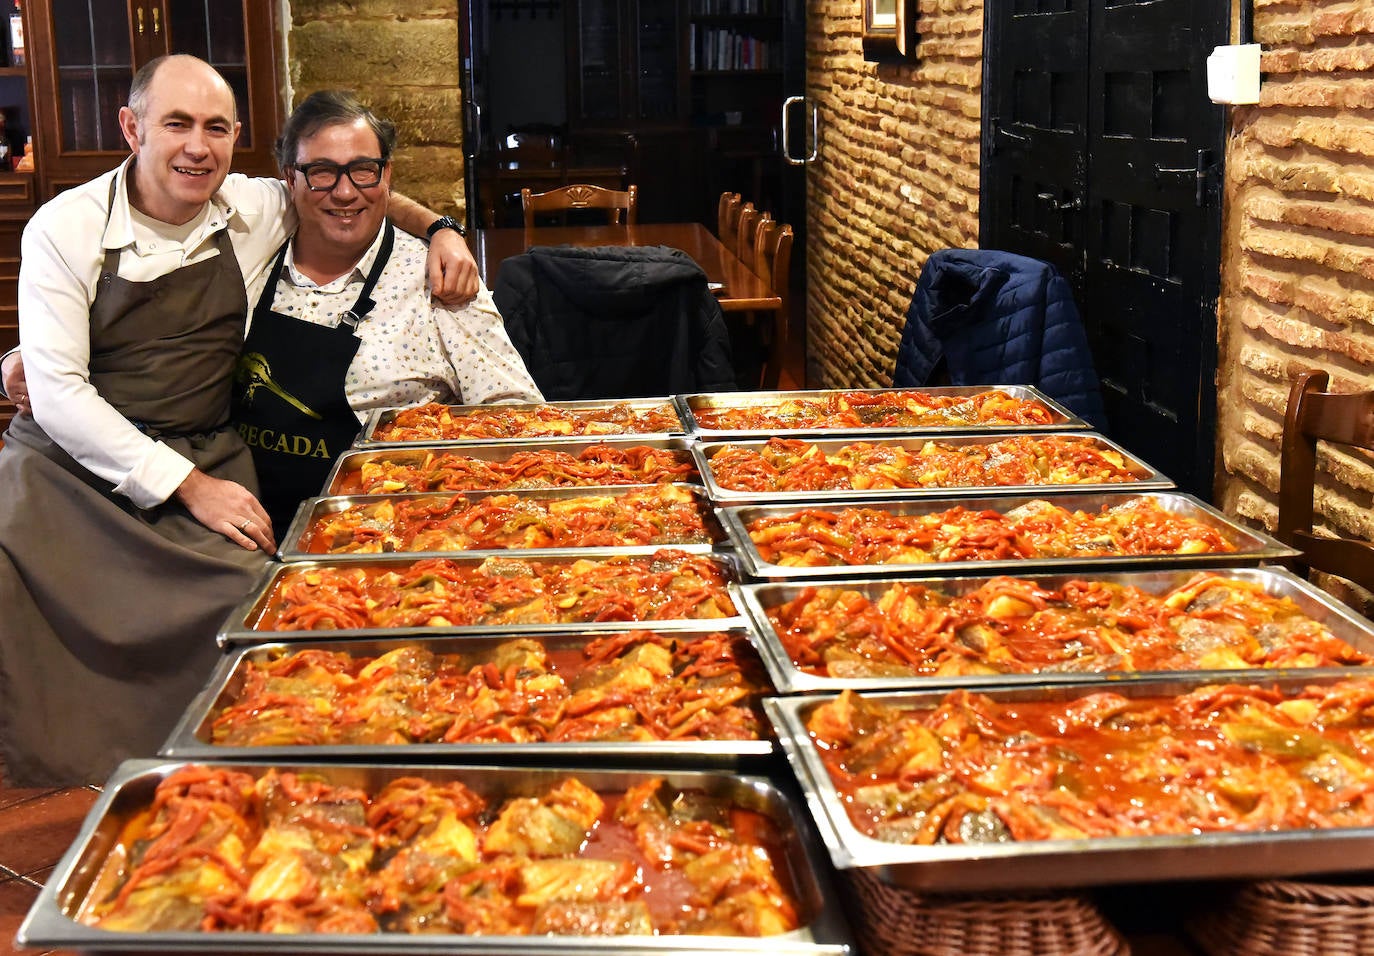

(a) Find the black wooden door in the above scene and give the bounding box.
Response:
[982,0,1226,498]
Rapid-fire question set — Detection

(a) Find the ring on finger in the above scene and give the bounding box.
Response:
[239,519,253,533]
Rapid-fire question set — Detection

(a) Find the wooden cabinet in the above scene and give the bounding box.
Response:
[0,1,281,428]
[0,207,22,430]
[558,0,795,224]
[0,5,33,429]
[24,0,282,198]
[567,0,686,129]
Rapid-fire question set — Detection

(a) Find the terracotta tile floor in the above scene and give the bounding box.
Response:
[0,763,97,956]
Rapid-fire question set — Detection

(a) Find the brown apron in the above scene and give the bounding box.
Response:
[0,206,268,786]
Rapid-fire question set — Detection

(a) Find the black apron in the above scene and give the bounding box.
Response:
[231,222,394,533]
[0,181,267,786]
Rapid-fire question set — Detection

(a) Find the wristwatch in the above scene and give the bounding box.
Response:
[425,215,467,240]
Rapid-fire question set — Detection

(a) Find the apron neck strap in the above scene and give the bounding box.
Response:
[253,219,396,331]
[340,219,395,329]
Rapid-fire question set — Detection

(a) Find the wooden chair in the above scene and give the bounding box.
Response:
[502,124,564,163]
[721,199,752,257]
[1275,368,1374,592]
[754,220,794,389]
[521,183,638,227]
[739,208,773,267]
[717,191,741,244]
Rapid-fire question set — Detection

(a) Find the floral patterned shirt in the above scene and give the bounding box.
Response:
[246,224,542,424]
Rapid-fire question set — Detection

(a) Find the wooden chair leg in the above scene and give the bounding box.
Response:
[760,305,786,391]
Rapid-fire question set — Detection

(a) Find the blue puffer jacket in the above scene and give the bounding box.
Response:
[892,249,1109,431]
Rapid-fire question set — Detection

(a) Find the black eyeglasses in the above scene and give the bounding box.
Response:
[292,157,387,191]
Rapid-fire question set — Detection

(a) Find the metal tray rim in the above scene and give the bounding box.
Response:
[279,484,727,562]
[324,438,699,497]
[168,628,775,764]
[692,432,1173,503]
[764,676,1374,890]
[675,386,1088,438]
[718,491,1300,580]
[19,759,854,955]
[359,398,689,448]
[735,564,1374,693]
[218,551,747,646]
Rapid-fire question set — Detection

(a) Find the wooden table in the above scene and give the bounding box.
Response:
[469,222,781,313]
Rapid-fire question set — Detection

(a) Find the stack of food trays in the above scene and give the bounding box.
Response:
[19,397,853,955]
[680,388,1374,905]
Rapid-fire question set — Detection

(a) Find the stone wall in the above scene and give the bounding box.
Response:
[803,0,984,387]
[285,0,466,216]
[1213,0,1374,602]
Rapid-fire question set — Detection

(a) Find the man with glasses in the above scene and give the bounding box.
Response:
[234,90,540,531]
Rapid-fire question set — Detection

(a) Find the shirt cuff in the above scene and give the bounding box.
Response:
[112,440,196,509]
[0,346,19,401]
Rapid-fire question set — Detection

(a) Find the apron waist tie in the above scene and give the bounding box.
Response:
[131,420,233,441]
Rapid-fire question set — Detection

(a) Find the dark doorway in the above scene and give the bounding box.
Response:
[981,0,1228,499]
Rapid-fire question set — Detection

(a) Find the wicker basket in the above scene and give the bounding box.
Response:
[1190,877,1374,956]
[841,868,1131,956]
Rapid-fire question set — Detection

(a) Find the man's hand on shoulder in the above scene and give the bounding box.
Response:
[425,227,480,306]
[174,468,276,553]
[1,350,29,416]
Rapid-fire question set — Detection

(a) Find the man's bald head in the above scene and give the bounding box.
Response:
[127,54,238,128]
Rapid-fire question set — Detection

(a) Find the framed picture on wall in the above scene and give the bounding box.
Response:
[862,0,915,62]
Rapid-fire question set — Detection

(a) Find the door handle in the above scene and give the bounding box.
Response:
[781,95,818,166]
[1154,149,1216,207]
[153,6,160,35]
[1037,192,1082,212]
[467,101,481,157]
[136,7,144,33]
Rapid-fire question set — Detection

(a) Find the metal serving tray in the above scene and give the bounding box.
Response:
[677,386,1087,439]
[165,629,774,765]
[19,760,854,955]
[279,484,727,562]
[323,438,699,497]
[737,565,1374,693]
[693,432,1172,505]
[358,397,688,447]
[218,552,748,646]
[718,491,1298,580]
[766,675,1374,891]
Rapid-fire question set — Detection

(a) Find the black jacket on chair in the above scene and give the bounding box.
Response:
[494,244,737,400]
[893,249,1109,431]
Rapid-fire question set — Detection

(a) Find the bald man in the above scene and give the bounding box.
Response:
[0,55,469,785]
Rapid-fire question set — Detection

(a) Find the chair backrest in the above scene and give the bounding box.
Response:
[753,219,793,390]
[1276,368,1374,592]
[493,244,736,400]
[722,199,752,257]
[521,183,638,227]
[500,124,564,164]
[717,192,741,243]
[738,207,771,265]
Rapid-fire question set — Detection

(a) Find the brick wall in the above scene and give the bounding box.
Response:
[286,0,466,216]
[803,0,984,387]
[1214,0,1374,601]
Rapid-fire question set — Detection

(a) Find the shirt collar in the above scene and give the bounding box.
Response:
[101,156,246,253]
[283,221,390,290]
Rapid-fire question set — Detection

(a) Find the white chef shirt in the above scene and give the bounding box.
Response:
[18,158,296,508]
[245,225,542,422]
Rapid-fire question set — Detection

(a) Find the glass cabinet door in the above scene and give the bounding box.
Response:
[50,0,131,152]
[49,0,252,154]
[164,1,254,150]
[573,0,625,123]
[634,0,680,121]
